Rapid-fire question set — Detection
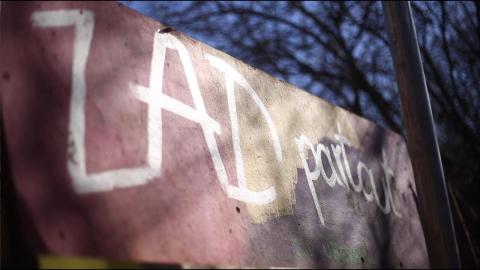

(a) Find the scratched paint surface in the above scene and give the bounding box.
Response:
[0,2,428,268]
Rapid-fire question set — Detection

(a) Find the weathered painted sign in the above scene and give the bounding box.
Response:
[0,1,429,268]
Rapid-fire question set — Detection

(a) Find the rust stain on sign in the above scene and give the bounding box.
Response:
[0,1,428,268]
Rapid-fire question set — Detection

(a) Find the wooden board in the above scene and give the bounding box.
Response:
[0,1,429,268]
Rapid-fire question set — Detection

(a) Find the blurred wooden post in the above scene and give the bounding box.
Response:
[382,1,460,268]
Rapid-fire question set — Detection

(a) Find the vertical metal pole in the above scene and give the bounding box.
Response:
[382,1,460,268]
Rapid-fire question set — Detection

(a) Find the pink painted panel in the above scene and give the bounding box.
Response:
[0,2,428,268]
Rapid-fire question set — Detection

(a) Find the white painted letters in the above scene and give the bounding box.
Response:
[32,9,402,226]
[33,10,163,193]
[206,54,281,205]
[32,10,278,205]
[296,124,402,226]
